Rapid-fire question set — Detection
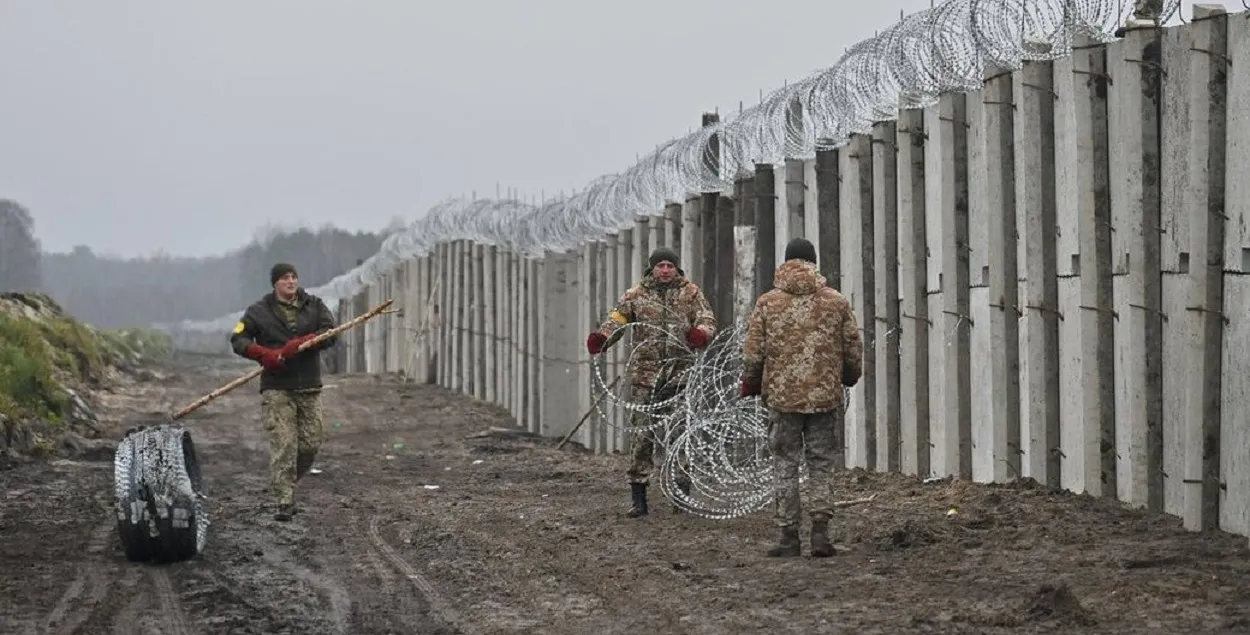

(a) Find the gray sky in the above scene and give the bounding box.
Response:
[0,0,1192,258]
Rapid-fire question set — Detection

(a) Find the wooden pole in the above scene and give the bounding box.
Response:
[169,299,395,421]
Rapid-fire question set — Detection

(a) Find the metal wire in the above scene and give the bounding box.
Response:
[160,0,1171,335]
[153,0,1174,516]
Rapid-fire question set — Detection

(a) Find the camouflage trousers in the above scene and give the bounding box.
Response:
[768,409,841,528]
[261,389,325,506]
[626,384,690,487]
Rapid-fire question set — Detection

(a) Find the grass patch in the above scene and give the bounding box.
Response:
[0,314,68,425]
[99,327,174,362]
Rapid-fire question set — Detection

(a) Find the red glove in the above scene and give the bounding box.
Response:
[739,378,760,398]
[685,327,709,349]
[245,344,286,371]
[281,333,317,358]
[586,332,607,355]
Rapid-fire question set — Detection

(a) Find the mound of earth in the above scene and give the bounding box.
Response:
[0,292,173,463]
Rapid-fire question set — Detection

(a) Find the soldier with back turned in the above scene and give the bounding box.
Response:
[740,238,863,557]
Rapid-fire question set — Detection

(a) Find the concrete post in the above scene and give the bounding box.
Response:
[715,192,736,328]
[1014,63,1061,489]
[353,288,368,374]
[786,158,805,243]
[615,228,634,454]
[484,245,497,403]
[577,243,597,449]
[872,120,902,473]
[650,213,665,252]
[733,227,757,329]
[982,69,1023,483]
[518,255,530,429]
[495,248,507,407]
[665,203,682,255]
[443,250,452,385]
[450,241,463,392]
[334,299,348,373]
[754,164,777,300]
[700,112,721,311]
[1220,11,1250,536]
[596,237,613,452]
[815,145,841,291]
[839,134,875,470]
[682,195,702,284]
[803,159,819,251]
[940,92,973,481]
[732,176,756,327]
[1179,5,1228,531]
[896,110,930,478]
[964,73,993,482]
[1108,30,1164,510]
[472,244,485,399]
[634,218,650,277]
[527,257,542,430]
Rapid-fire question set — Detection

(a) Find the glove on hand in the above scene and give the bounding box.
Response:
[739,378,761,398]
[281,333,317,358]
[245,344,286,371]
[685,326,709,349]
[586,332,607,355]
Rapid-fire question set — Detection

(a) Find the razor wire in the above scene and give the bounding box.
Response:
[158,0,1173,337]
[580,293,975,519]
[153,0,1176,516]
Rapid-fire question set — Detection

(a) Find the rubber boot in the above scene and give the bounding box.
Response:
[626,483,648,518]
[810,515,835,557]
[274,503,296,522]
[766,526,801,557]
[296,451,317,481]
[672,476,692,514]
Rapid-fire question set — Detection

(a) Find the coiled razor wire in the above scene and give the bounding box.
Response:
[154,0,1178,516]
[160,0,1175,336]
[581,294,866,520]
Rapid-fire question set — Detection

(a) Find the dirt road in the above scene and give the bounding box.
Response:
[3,354,1250,634]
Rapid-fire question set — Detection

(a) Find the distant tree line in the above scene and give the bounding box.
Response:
[0,198,402,329]
[0,199,43,293]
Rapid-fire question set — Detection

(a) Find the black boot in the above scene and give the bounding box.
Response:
[672,476,692,513]
[296,451,316,481]
[627,483,648,518]
[810,514,835,557]
[766,526,801,557]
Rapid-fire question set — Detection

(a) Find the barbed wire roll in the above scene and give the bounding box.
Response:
[113,423,209,563]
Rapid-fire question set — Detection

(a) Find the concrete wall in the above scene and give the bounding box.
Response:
[329,11,1250,537]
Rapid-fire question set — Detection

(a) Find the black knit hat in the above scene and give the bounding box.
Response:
[270,262,298,285]
[648,247,680,269]
[784,238,817,265]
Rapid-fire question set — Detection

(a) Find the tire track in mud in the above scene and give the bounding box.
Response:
[147,567,195,635]
[366,514,471,634]
[256,541,352,635]
[41,518,117,635]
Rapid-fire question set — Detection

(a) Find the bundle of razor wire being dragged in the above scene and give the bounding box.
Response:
[112,299,394,563]
[585,319,856,520]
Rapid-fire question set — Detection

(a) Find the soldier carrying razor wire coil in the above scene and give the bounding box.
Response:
[586,247,717,518]
[229,262,339,522]
[740,238,862,557]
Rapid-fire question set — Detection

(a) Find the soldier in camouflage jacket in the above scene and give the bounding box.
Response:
[741,238,862,557]
[587,247,717,517]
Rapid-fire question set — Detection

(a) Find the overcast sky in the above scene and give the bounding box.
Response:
[0,0,1194,258]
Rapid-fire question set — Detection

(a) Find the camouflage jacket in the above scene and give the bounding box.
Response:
[742,259,863,413]
[596,274,717,392]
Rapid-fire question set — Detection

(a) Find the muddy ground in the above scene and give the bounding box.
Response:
[2,353,1250,634]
